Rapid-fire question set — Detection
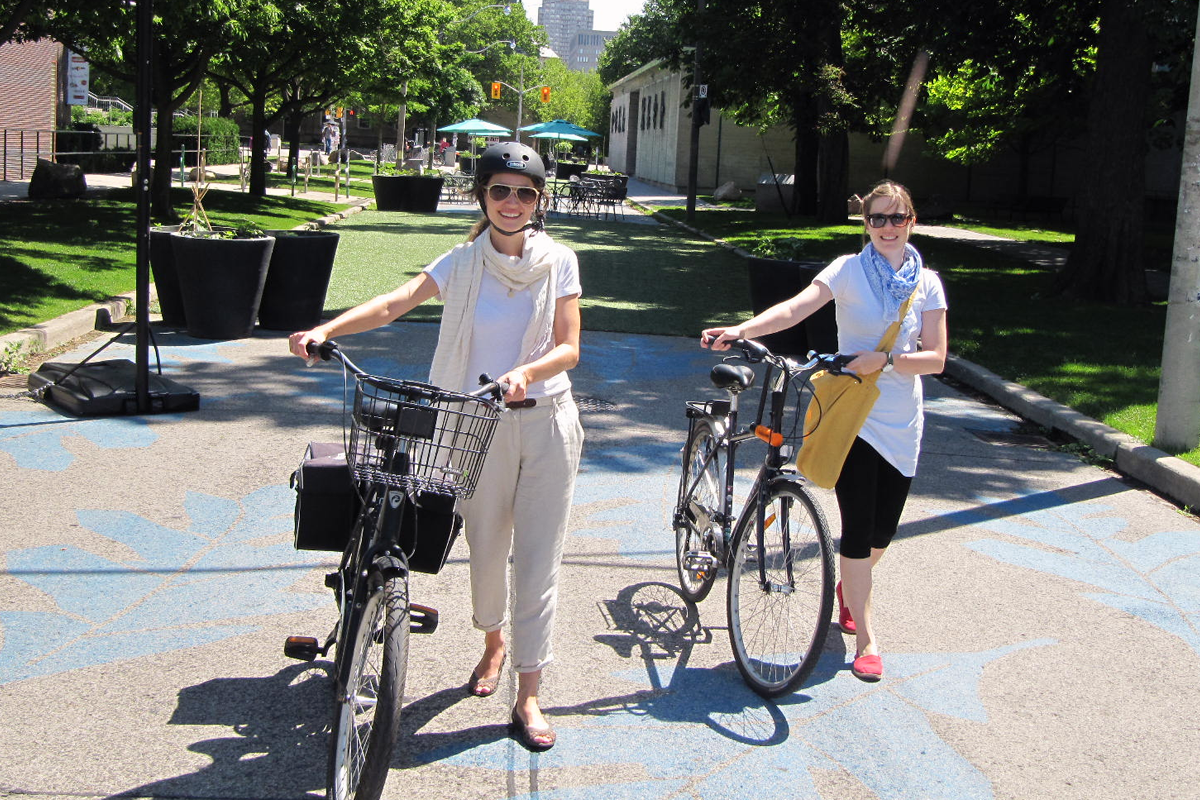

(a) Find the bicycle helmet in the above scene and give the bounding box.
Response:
[473,141,549,235]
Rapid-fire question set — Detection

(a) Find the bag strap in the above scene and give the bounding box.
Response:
[875,292,916,352]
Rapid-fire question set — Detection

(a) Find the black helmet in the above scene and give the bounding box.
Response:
[474,141,545,189]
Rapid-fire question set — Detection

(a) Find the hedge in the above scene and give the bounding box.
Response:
[172,115,241,166]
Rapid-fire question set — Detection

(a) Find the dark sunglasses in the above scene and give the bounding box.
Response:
[487,184,540,205]
[865,213,912,229]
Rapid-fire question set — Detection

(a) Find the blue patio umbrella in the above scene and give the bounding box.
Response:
[518,119,600,138]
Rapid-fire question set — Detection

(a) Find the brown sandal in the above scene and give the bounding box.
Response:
[466,655,505,697]
[510,706,556,751]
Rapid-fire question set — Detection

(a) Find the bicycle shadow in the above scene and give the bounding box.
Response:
[389,684,512,768]
[577,581,845,746]
[110,662,331,799]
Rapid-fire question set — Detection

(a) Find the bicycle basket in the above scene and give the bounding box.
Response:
[349,374,501,497]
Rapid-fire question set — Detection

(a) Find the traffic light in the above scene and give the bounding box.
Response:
[491,82,501,100]
[540,85,551,103]
[335,106,344,118]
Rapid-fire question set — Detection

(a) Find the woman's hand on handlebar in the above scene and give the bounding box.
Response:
[289,329,326,363]
[700,326,744,351]
[498,368,529,403]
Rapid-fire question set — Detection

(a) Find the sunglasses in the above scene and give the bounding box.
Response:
[865,213,912,229]
[487,184,540,205]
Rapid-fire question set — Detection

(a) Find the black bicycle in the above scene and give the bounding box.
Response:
[284,340,505,800]
[674,338,844,697]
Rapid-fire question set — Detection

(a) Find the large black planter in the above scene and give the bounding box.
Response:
[371,174,445,212]
[555,161,586,180]
[258,230,340,331]
[149,224,185,327]
[171,232,275,340]
[746,257,838,356]
[459,156,476,175]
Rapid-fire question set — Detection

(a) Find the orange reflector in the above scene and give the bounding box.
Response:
[764,513,777,529]
[755,425,783,446]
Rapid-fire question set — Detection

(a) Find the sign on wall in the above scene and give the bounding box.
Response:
[66,51,89,106]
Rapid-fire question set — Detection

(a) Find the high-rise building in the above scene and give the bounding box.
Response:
[567,30,616,73]
[537,0,594,62]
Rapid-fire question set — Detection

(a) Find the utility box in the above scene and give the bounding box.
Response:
[756,173,794,213]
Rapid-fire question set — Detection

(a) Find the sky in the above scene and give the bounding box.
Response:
[522,0,646,33]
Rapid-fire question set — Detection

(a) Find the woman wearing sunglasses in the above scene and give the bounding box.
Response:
[289,142,582,750]
[700,180,948,683]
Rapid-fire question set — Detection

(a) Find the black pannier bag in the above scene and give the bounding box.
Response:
[291,442,463,573]
[292,442,359,552]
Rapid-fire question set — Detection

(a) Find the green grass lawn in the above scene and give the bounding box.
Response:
[2,187,1192,466]
[0,188,344,335]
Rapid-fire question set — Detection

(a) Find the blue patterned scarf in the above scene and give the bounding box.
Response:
[860,243,921,322]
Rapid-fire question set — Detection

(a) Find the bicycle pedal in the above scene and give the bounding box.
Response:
[283,635,325,661]
[683,551,718,574]
[410,603,439,634]
[324,572,339,589]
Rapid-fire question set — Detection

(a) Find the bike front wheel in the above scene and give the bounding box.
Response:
[327,575,410,800]
[675,418,724,603]
[727,481,833,697]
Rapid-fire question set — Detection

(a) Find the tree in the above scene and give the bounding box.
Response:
[37,0,232,220]
[1051,0,1196,304]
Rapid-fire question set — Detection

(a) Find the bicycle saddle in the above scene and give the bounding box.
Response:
[710,363,756,393]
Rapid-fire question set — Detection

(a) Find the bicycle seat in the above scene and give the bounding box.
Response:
[710,363,756,393]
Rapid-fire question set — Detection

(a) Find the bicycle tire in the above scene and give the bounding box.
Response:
[727,481,833,697]
[327,574,410,800]
[675,418,723,603]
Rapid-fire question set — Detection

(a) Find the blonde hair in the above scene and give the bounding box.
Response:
[860,180,916,245]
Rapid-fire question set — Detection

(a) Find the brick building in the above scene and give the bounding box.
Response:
[0,38,65,179]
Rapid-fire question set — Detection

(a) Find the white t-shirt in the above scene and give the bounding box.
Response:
[815,253,948,477]
[424,235,582,398]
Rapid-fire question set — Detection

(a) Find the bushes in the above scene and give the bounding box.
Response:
[172,116,241,166]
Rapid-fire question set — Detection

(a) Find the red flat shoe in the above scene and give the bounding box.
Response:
[836,580,856,635]
[510,706,556,751]
[467,655,505,698]
[851,653,883,682]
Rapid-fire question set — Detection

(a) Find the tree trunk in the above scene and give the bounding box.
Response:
[285,112,303,180]
[793,91,819,216]
[249,94,268,197]
[817,129,849,223]
[1153,7,1200,453]
[1050,0,1150,305]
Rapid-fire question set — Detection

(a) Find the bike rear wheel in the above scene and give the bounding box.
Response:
[675,418,723,603]
[327,575,410,800]
[727,481,833,697]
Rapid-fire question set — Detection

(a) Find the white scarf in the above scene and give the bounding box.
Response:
[428,230,559,393]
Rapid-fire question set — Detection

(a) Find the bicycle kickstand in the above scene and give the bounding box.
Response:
[410,603,439,634]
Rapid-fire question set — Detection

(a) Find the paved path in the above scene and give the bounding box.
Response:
[2,321,1198,800]
[2,177,1199,800]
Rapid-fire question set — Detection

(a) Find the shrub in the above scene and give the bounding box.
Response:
[172,115,241,166]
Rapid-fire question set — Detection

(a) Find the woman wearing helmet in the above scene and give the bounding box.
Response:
[289,141,582,751]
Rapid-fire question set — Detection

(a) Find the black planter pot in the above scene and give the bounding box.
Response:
[555,161,586,180]
[459,156,476,175]
[149,225,185,327]
[257,230,340,331]
[371,174,445,212]
[171,232,275,340]
[746,257,838,356]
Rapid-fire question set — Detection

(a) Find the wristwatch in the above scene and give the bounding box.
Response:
[881,353,895,373]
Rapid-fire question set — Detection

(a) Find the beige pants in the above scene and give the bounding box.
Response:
[459,392,583,672]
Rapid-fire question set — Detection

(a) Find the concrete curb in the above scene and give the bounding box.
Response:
[628,195,1200,512]
[945,355,1200,510]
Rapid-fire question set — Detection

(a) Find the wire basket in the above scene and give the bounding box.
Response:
[348,373,501,498]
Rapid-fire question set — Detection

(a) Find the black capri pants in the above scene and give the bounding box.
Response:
[834,436,913,560]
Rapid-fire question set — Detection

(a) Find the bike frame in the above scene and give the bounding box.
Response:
[682,355,798,587]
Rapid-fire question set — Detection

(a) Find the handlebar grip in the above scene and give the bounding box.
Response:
[470,373,510,401]
[305,340,339,361]
[732,338,770,362]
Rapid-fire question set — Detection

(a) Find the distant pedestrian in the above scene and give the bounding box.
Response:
[701,180,949,684]
[322,122,337,155]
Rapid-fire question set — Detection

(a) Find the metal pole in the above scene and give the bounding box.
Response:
[516,61,525,143]
[686,0,705,223]
[134,0,152,412]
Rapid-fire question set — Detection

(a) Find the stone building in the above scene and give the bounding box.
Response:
[537,0,593,64]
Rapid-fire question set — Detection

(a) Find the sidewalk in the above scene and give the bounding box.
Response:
[2,324,1198,799]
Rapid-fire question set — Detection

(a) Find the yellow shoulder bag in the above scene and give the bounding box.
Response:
[794,294,914,489]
